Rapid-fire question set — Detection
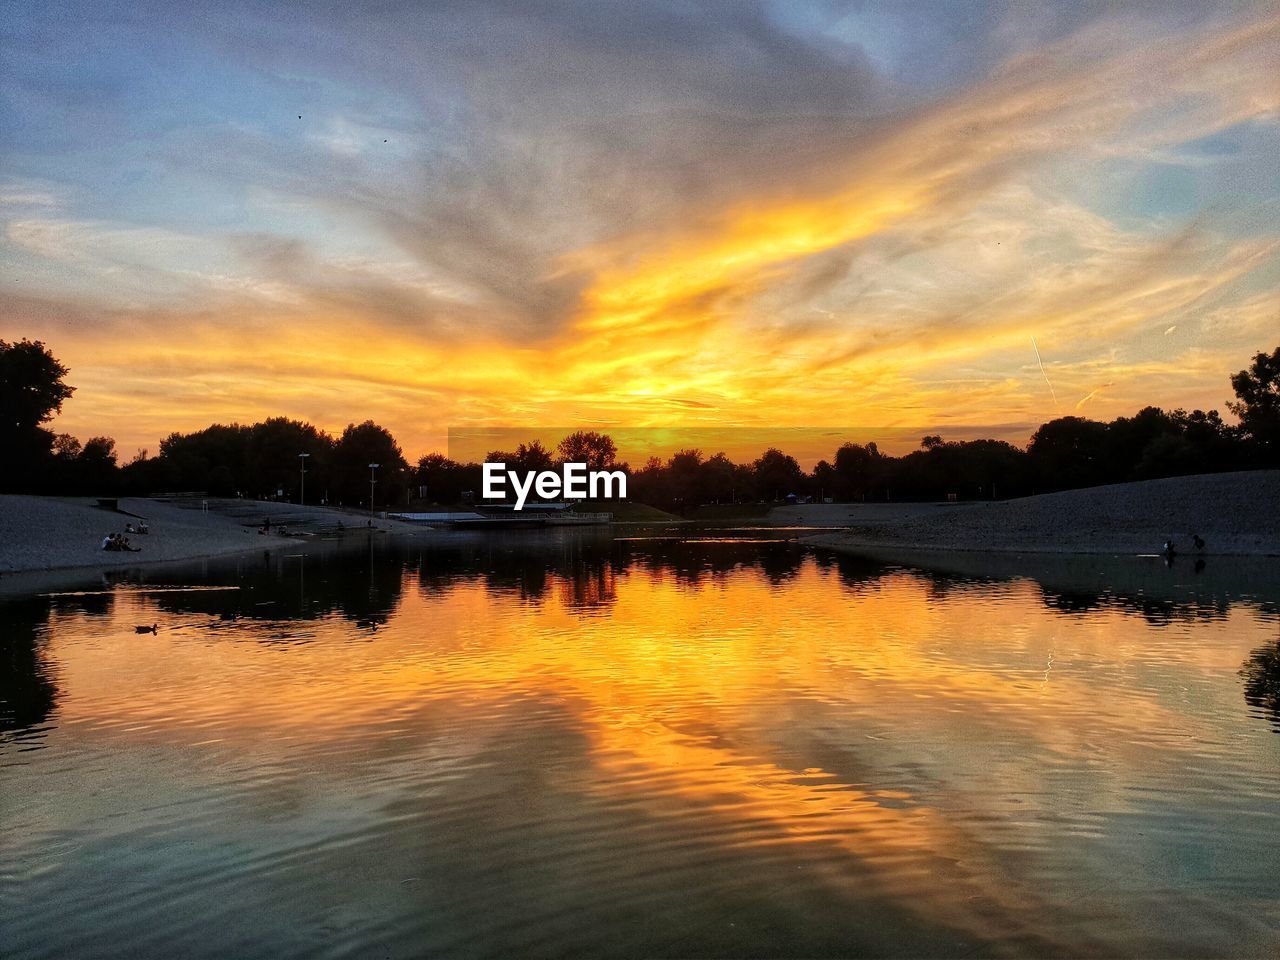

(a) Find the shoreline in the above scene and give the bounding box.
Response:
[0,495,423,590]
[778,470,1280,559]
[801,532,1280,558]
[2,470,1277,592]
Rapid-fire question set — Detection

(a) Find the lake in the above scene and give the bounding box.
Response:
[3,529,1280,958]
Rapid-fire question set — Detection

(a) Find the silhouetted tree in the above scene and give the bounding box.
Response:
[333,421,409,508]
[1027,416,1108,491]
[1104,406,1180,479]
[1229,346,1280,464]
[753,448,803,500]
[245,417,335,504]
[414,453,483,504]
[485,440,554,474]
[811,459,836,500]
[0,338,74,434]
[556,430,617,469]
[884,438,1014,501]
[667,449,704,505]
[158,423,252,493]
[52,434,81,459]
[75,436,119,491]
[0,339,75,490]
[833,442,882,501]
[628,456,669,507]
[701,452,739,503]
[6,339,1276,505]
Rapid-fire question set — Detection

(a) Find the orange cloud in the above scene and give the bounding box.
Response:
[4,8,1279,457]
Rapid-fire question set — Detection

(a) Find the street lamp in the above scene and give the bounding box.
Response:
[298,452,310,505]
[368,462,380,512]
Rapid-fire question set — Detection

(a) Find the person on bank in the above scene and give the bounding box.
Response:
[101,533,142,553]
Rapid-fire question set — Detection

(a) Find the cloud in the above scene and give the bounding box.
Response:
[1,1,1278,454]
[1075,383,1114,410]
[0,179,65,209]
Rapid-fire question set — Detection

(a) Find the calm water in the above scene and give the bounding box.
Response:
[3,530,1280,958]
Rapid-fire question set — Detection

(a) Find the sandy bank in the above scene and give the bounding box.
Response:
[0,496,422,580]
[789,470,1280,557]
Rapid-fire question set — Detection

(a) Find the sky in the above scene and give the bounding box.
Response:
[2,0,1278,460]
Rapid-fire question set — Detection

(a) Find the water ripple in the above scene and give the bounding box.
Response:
[2,537,1280,957]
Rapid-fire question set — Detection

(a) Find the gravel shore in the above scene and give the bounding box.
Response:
[788,470,1280,557]
[0,496,415,577]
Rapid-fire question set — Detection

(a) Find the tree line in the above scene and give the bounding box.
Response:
[2,338,1278,509]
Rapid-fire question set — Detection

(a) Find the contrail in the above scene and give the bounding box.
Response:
[1030,336,1060,410]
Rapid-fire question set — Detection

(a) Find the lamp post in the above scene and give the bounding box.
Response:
[368,462,380,512]
[298,452,310,505]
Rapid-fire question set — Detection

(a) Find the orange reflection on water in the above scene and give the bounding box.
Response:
[34,554,1279,950]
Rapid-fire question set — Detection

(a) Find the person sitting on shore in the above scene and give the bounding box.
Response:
[99,533,141,553]
[138,521,149,534]
[125,523,136,534]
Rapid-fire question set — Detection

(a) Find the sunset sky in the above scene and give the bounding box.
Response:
[2,0,1278,459]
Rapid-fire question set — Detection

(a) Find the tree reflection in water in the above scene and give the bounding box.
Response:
[0,590,116,733]
[1242,629,1280,730]
[0,599,59,732]
[2,530,1278,739]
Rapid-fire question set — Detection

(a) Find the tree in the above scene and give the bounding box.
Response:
[332,421,409,507]
[628,456,668,507]
[556,430,617,469]
[245,417,335,503]
[1229,346,1280,463]
[1133,433,1198,479]
[77,436,118,491]
[1103,406,1179,481]
[667,448,704,506]
[811,459,836,500]
[1027,417,1108,491]
[0,339,75,490]
[833,442,881,501]
[514,440,554,472]
[52,434,82,460]
[701,452,738,503]
[414,453,483,504]
[119,448,179,496]
[485,439,554,474]
[158,423,252,493]
[0,339,74,434]
[753,448,804,500]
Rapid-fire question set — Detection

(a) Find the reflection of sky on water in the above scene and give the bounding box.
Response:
[3,533,1280,957]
